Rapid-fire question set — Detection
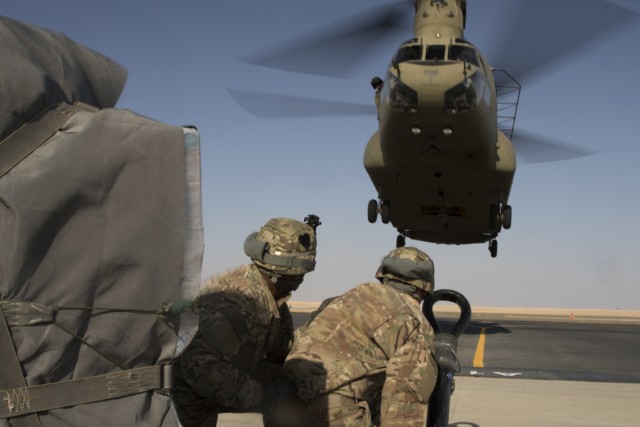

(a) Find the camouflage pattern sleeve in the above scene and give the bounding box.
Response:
[295,296,337,334]
[253,303,295,382]
[376,316,438,427]
[178,294,264,411]
[266,303,294,364]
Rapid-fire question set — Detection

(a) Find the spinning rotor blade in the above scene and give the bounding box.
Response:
[475,0,639,83]
[512,130,597,164]
[229,90,375,119]
[242,2,413,78]
[233,0,629,164]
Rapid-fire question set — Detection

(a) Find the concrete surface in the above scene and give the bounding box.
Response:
[448,376,640,426]
[215,304,640,426]
[217,377,640,426]
[289,301,640,325]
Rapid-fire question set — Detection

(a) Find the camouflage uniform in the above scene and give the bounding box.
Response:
[172,217,317,427]
[371,76,383,119]
[172,264,293,426]
[280,248,437,427]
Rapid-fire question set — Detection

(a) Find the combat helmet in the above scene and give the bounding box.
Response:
[375,246,434,294]
[244,217,317,276]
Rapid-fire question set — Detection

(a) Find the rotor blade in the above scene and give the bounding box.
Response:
[512,129,597,164]
[473,0,639,83]
[229,90,376,119]
[242,2,413,78]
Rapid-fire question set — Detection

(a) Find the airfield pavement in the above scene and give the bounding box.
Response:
[216,303,640,427]
[218,377,640,426]
[288,301,640,324]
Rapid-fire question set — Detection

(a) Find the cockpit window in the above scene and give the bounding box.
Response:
[392,44,479,65]
[449,45,479,67]
[425,45,446,61]
[393,45,422,63]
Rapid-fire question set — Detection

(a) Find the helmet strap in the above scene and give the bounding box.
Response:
[256,265,280,283]
[244,232,316,273]
[381,279,423,301]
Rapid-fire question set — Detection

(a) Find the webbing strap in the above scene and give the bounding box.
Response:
[262,251,316,272]
[0,364,173,419]
[0,102,96,178]
[0,305,42,427]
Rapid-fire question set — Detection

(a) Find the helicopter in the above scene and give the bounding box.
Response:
[229,0,636,257]
[363,0,514,257]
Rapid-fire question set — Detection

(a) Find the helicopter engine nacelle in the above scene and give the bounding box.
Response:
[414,0,465,39]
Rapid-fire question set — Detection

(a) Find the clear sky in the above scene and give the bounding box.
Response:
[5,0,640,309]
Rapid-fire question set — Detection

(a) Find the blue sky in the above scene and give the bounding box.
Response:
[5,0,640,309]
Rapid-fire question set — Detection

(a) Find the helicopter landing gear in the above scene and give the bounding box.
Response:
[380,201,391,224]
[490,204,512,230]
[396,234,406,248]
[367,199,391,224]
[367,199,378,223]
[501,205,512,230]
[488,239,498,258]
[489,204,499,229]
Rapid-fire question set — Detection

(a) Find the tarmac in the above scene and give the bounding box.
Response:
[218,377,640,427]
[216,304,640,426]
[288,301,640,325]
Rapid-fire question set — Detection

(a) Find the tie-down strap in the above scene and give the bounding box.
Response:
[0,364,173,419]
[0,302,177,421]
[0,102,97,178]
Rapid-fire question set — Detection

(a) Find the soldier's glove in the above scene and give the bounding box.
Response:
[434,333,461,373]
[261,378,298,410]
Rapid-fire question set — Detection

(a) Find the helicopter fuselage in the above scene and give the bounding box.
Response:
[364,0,515,249]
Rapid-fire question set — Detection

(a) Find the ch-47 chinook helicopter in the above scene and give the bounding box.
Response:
[229,0,637,257]
[363,0,514,257]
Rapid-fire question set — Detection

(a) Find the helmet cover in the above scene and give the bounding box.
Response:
[375,246,434,293]
[245,217,317,275]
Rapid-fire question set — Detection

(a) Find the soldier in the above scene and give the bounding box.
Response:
[371,76,384,120]
[273,246,438,427]
[172,216,319,426]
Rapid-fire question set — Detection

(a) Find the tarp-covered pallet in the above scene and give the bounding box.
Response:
[0,16,203,426]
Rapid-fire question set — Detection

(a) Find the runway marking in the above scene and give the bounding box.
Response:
[494,371,522,377]
[473,327,487,368]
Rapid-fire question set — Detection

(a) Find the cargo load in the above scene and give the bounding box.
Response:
[0,16,203,426]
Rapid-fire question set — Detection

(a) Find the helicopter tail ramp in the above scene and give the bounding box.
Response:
[0,16,203,426]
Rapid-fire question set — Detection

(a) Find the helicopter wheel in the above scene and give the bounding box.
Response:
[501,205,512,230]
[489,204,499,229]
[489,239,498,258]
[367,199,378,223]
[380,202,391,224]
[396,234,406,248]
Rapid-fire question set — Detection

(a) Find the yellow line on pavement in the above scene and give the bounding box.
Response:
[473,327,487,368]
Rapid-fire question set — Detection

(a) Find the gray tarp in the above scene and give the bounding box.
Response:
[0,16,127,141]
[0,16,203,426]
